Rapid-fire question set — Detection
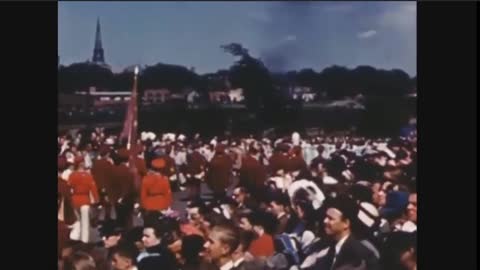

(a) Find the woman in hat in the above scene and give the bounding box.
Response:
[68,157,100,243]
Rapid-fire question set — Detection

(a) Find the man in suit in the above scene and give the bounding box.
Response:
[239,141,267,198]
[111,148,136,230]
[91,145,115,221]
[267,192,291,235]
[185,143,208,201]
[313,196,380,270]
[206,144,233,203]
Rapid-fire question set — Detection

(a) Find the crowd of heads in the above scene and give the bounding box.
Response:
[58,127,417,270]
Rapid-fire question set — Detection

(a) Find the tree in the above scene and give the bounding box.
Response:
[319,65,354,99]
[222,43,275,111]
[295,68,318,88]
[140,63,199,93]
[58,62,113,93]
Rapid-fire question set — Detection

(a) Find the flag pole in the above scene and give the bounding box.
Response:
[127,66,139,150]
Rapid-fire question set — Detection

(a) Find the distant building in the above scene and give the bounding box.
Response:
[142,89,171,105]
[209,91,229,103]
[228,88,244,103]
[74,87,130,108]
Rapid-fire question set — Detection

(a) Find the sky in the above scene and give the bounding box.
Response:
[58,1,416,76]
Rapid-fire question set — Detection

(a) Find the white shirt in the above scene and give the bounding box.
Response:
[220,260,234,270]
[61,169,72,181]
[233,257,245,268]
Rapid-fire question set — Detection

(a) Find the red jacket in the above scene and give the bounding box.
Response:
[91,158,113,192]
[240,155,267,190]
[249,233,275,257]
[141,173,173,211]
[68,171,99,208]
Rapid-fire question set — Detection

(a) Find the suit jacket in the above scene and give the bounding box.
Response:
[58,177,76,225]
[275,214,290,235]
[233,258,265,270]
[135,157,148,178]
[206,154,233,193]
[91,158,114,192]
[268,153,289,175]
[138,244,178,270]
[110,164,135,202]
[187,151,207,176]
[313,235,380,270]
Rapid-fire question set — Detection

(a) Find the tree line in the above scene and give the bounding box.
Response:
[58,43,415,99]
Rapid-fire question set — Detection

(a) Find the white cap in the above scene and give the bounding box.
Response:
[358,202,379,228]
[178,134,186,141]
[323,176,338,185]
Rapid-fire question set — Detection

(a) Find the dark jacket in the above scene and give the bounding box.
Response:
[137,244,178,270]
[312,235,380,270]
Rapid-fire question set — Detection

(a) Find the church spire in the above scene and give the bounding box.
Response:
[92,17,105,63]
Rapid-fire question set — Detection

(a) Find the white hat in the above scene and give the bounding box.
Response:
[358,202,379,228]
[292,132,301,146]
[178,134,186,141]
[163,133,176,142]
[105,138,114,145]
[323,176,338,185]
[288,179,326,210]
[149,132,156,140]
[141,132,148,141]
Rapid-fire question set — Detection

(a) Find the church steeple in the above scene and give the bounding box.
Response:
[92,17,105,63]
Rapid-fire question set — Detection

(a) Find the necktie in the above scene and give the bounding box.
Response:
[325,244,337,270]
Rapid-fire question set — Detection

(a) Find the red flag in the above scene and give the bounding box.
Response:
[120,67,141,189]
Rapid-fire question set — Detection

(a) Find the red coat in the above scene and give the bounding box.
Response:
[68,171,99,208]
[135,157,148,178]
[91,158,113,192]
[240,155,267,190]
[288,155,308,173]
[140,173,173,211]
[268,152,290,174]
[206,154,233,193]
[187,151,207,175]
[159,155,177,177]
[249,233,275,258]
[58,177,76,225]
[110,164,135,202]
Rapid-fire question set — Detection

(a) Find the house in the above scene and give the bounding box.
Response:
[73,86,131,108]
[187,90,200,104]
[228,88,244,103]
[301,93,316,102]
[142,89,171,105]
[209,91,229,103]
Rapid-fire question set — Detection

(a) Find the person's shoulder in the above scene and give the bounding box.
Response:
[344,236,378,259]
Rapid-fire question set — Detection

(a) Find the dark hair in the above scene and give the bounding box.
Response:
[238,230,256,252]
[143,221,166,240]
[63,251,96,270]
[249,211,276,235]
[269,191,290,207]
[181,235,205,264]
[204,211,229,229]
[111,243,139,266]
[145,216,180,245]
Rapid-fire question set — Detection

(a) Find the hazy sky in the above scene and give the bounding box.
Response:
[58,1,416,76]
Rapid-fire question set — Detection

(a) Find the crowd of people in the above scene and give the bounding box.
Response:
[58,128,417,270]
